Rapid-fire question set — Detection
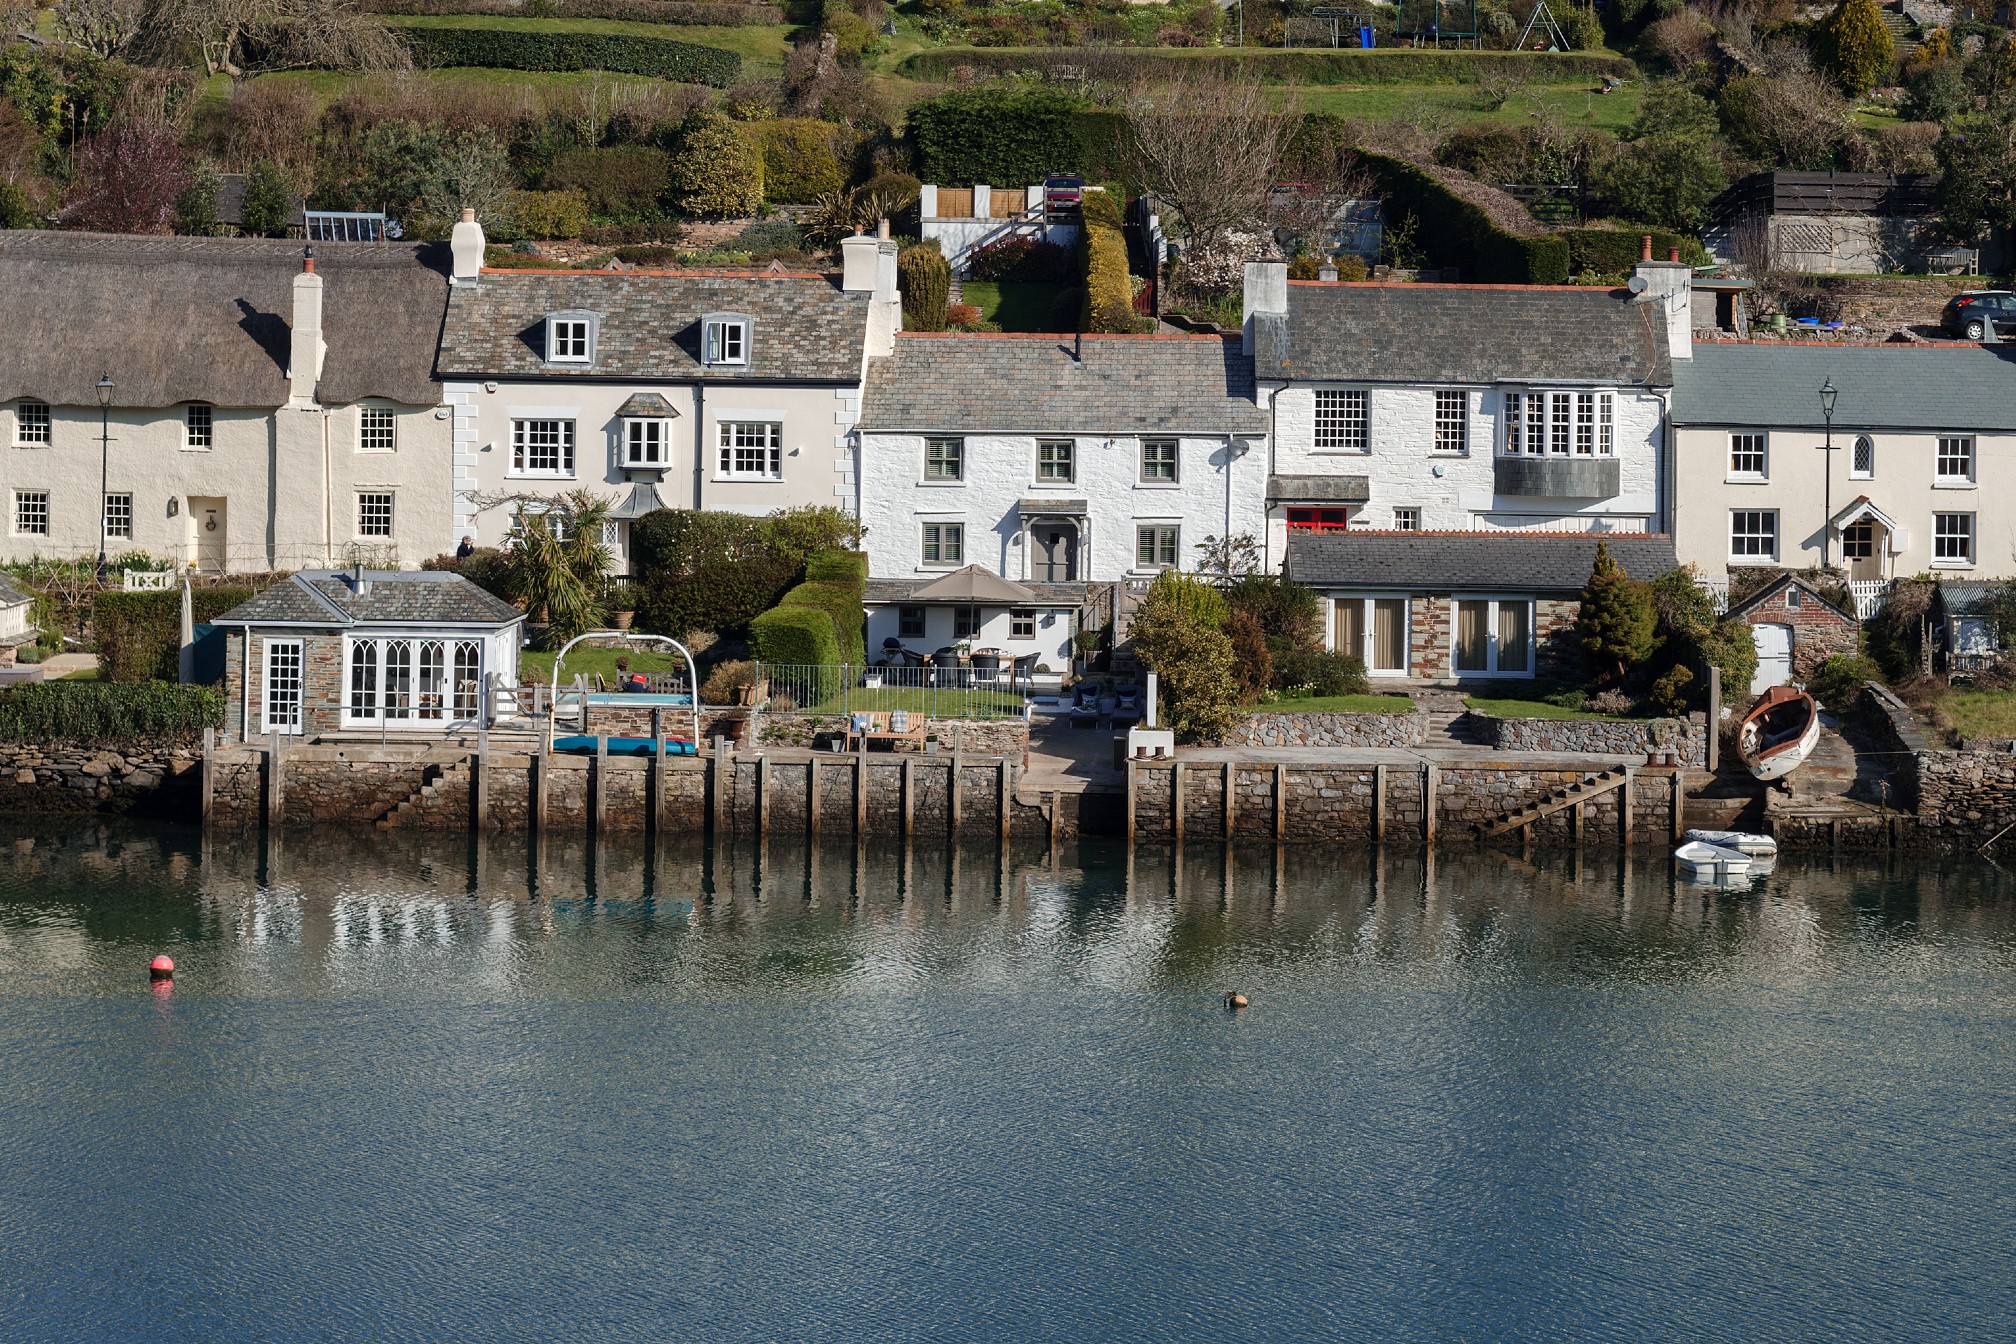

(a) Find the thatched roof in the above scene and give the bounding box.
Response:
[0,232,450,409]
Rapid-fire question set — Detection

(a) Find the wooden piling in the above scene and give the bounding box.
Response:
[1620,764,1637,848]
[1274,763,1286,840]
[1668,769,1684,843]
[1373,762,1387,843]
[265,732,284,828]
[1172,761,1185,842]
[200,726,214,827]
[651,731,666,834]
[1125,759,1137,841]
[950,751,963,837]
[808,758,822,838]
[475,729,490,832]
[1421,762,1438,846]
[593,733,608,835]
[902,757,914,837]
[1222,761,1235,840]
[757,753,769,837]
[711,737,727,836]
[533,742,548,834]
[999,758,1011,845]
[1048,788,1060,851]
[855,753,867,835]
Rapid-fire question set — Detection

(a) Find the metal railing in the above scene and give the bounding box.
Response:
[755,662,1032,721]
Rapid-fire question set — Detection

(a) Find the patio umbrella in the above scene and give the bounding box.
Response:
[908,565,1038,605]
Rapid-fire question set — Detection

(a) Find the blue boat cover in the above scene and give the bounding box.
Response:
[552,736,699,757]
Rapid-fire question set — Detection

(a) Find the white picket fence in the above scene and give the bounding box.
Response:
[1702,576,1891,619]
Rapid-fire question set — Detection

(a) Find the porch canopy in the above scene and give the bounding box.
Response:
[907,564,1038,605]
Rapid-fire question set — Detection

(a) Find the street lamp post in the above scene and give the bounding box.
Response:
[95,373,114,579]
[1817,378,1838,568]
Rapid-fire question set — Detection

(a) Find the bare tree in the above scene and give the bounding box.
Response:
[130,0,409,83]
[61,119,191,233]
[1121,67,1297,253]
[51,0,146,57]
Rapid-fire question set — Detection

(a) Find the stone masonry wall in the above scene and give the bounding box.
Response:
[758,715,1030,764]
[1222,710,1428,749]
[1476,713,1708,767]
[0,738,203,815]
[1737,586,1860,681]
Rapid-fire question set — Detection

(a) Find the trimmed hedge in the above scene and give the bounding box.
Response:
[397,25,741,86]
[1358,151,1568,284]
[898,243,951,332]
[898,47,1634,85]
[366,0,784,20]
[906,85,1086,187]
[1557,227,1684,276]
[1079,191,1134,333]
[0,682,224,742]
[804,550,868,585]
[777,580,866,668]
[93,588,253,683]
[750,604,839,668]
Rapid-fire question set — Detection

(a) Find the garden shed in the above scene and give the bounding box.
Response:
[1724,574,1860,694]
[212,569,523,740]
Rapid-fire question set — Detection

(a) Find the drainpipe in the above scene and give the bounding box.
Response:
[1652,385,1673,537]
[322,408,332,565]
[240,629,250,740]
[692,383,705,509]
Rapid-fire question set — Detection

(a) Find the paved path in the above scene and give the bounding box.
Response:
[39,653,98,678]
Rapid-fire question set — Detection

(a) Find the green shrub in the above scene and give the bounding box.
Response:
[1818,0,1896,94]
[1557,228,1685,276]
[1083,218,1136,332]
[669,112,763,218]
[1648,664,1695,718]
[1225,608,1273,700]
[897,48,1632,85]
[750,603,840,667]
[804,550,868,584]
[0,682,224,742]
[396,25,741,86]
[898,242,952,332]
[748,118,847,204]
[731,219,805,257]
[905,85,1086,186]
[1128,605,1239,741]
[240,161,294,238]
[506,188,590,240]
[1577,540,1658,689]
[700,658,756,704]
[174,168,218,235]
[547,146,670,218]
[92,589,254,683]
[1139,569,1228,630]
[1272,647,1369,697]
[639,554,802,638]
[1354,149,1568,284]
[1810,653,1883,715]
[422,548,515,603]
[755,506,863,565]
[785,580,866,667]
[966,237,1072,283]
[1226,574,1321,650]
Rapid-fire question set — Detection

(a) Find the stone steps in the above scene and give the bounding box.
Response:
[375,761,470,830]
[1426,710,1490,746]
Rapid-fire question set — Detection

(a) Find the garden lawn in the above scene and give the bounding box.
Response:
[1465,695,1636,721]
[961,281,1075,333]
[1293,81,1643,133]
[803,687,1026,719]
[522,646,690,686]
[1942,689,2016,740]
[1255,694,1414,713]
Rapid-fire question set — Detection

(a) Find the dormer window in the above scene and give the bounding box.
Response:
[544,312,597,365]
[702,313,751,367]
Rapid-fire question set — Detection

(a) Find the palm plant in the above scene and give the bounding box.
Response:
[504,491,611,646]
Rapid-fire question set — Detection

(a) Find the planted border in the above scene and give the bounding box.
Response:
[398,24,742,85]
[898,47,1634,85]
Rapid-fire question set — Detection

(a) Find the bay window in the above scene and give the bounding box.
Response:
[1502,389,1614,456]
[346,638,482,724]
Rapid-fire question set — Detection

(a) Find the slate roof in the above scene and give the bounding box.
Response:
[437,270,872,382]
[858,334,1268,435]
[1286,531,1679,593]
[0,575,30,609]
[0,231,449,408]
[616,392,678,417]
[1724,572,1857,623]
[211,571,523,627]
[1672,341,2016,430]
[1269,474,1370,503]
[1257,282,1671,387]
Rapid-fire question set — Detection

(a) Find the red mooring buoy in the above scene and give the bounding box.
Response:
[149,955,174,981]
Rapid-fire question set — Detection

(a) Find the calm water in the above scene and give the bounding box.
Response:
[2,824,2014,1342]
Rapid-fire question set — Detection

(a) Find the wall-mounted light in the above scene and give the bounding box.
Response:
[484,381,499,393]
[166,498,179,517]
[433,407,451,419]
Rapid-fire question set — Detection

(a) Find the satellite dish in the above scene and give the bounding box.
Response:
[1628,275,1649,294]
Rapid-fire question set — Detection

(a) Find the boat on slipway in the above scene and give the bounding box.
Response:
[1737,686,1822,782]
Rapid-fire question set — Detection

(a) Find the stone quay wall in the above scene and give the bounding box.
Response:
[1474,713,1708,768]
[1221,710,1429,749]
[1126,757,1676,845]
[758,714,1031,764]
[0,738,204,814]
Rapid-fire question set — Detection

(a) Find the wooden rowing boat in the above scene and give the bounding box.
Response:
[1735,686,1821,782]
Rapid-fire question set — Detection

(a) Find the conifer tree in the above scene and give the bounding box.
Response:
[1820,0,1896,96]
[1577,540,1658,690]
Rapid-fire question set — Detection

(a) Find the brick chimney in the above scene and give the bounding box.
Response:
[450,207,485,286]
[289,246,325,406]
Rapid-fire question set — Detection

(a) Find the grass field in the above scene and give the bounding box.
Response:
[1465,694,1635,721]
[802,688,1026,719]
[1253,694,1415,713]
[960,281,1075,333]
[385,15,794,70]
[522,646,693,686]
[1940,689,2016,741]
[1294,80,1643,131]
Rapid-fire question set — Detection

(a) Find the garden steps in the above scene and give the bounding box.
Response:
[375,760,471,830]
[1426,710,1490,746]
[1477,767,1631,838]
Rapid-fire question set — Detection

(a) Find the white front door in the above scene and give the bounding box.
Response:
[1751,623,1792,695]
[262,638,305,735]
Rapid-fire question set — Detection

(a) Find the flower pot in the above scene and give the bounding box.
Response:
[611,610,635,632]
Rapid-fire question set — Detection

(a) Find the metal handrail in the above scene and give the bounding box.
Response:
[548,631,701,752]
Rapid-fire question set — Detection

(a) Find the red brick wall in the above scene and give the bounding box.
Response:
[1738,587,1860,679]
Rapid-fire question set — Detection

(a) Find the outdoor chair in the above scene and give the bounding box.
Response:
[1009,653,1039,691]
[932,649,966,688]
[968,652,1003,687]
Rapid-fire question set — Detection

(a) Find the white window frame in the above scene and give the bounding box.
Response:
[924,436,964,483]
[184,402,213,450]
[104,491,133,541]
[546,316,592,364]
[1451,596,1536,679]
[14,400,50,447]
[921,521,964,567]
[1850,434,1874,481]
[1933,512,1975,567]
[1729,432,1767,480]
[1314,388,1369,452]
[356,491,394,538]
[1140,438,1179,484]
[1433,390,1468,455]
[12,489,48,536]
[623,418,670,469]
[262,637,305,736]
[343,636,483,727]
[1729,509,1779,564]
[1392,506,1421,532]
[717,421,783,480]
[511,418,576,477]
[1135,524,1179,570]
[1329,594,1412,677]
[358,404,396,453]
[1035,439,1075,484]
[1501,389,1614,457]
[703,315,751,367]
[1936,436,1975,486]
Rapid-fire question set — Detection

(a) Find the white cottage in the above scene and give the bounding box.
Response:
[1241,259,1685,568]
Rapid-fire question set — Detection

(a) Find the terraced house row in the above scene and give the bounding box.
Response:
[5,217,2014,687]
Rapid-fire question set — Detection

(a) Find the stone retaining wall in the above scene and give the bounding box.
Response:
[758,715,1030,765]
[0,739,202,814]
[1127,758,1676,844]
[1221,711,1428,749]
[1474,714,1708,767]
